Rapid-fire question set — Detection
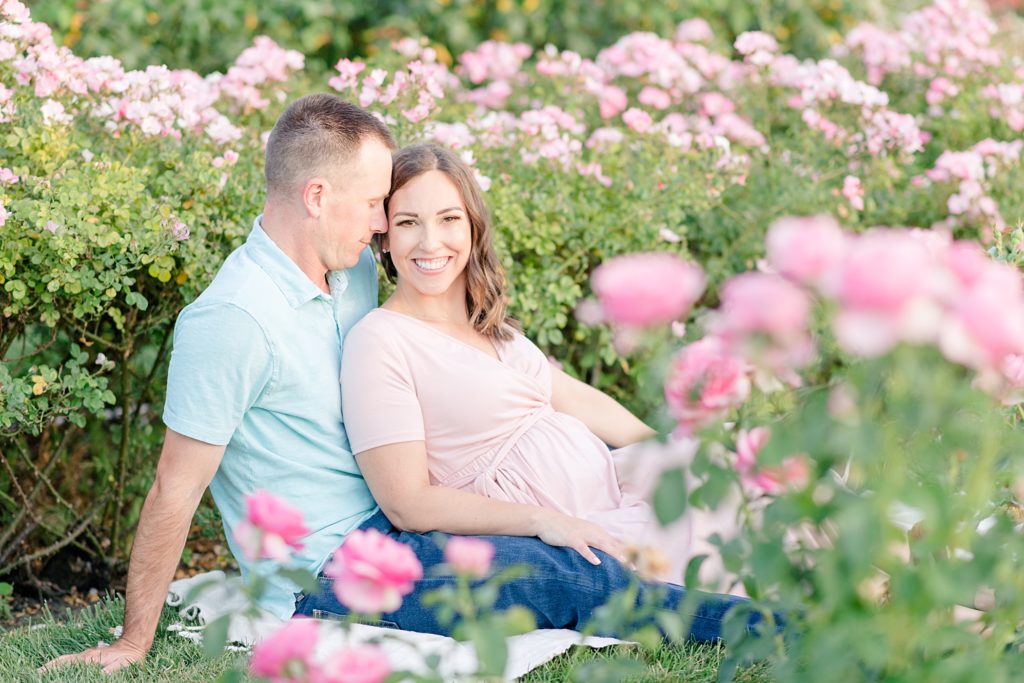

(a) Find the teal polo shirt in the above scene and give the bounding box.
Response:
[163,216,379,619]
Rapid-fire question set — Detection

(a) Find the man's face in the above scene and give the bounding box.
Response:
[315,139,393,270]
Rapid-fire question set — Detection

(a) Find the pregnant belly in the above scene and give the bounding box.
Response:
[468,411,624,515]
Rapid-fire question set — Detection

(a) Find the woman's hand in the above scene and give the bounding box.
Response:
[532,508,626,566]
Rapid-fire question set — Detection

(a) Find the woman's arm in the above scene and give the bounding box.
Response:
[355,441,625,565]
[550,366,656,448]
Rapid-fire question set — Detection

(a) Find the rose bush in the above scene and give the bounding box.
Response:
[2,1,1024,679]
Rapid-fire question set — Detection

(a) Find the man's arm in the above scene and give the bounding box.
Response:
[41,429,224,674]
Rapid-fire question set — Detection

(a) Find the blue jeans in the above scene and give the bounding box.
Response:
[293,509,760,642]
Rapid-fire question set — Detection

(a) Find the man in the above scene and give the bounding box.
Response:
[43,94,750,674]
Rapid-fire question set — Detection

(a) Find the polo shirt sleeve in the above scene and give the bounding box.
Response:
[163,303,274,446]
[341,319,425,454]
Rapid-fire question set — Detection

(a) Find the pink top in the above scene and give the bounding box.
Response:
[340,308,654,547]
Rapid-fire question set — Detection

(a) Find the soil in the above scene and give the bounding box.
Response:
[1,525,235,632]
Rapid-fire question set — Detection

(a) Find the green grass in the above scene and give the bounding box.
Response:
[2,598,772,682]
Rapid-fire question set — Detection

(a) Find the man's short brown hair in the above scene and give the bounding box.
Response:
[264,93,396,197]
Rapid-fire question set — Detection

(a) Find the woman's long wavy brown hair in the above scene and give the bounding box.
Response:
[380,143,518,341]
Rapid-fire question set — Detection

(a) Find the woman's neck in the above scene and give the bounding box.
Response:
[386,280,470,325]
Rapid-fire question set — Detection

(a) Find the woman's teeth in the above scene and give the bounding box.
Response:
[414,257,449,271]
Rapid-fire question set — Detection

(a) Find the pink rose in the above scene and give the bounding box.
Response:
[765,215,846,292]
[664,337,751,434]
[250,618,319,683]
[712,273,815,375]
[316,645,391,683]
[842,175,864,211]
[444,537,495,578]
[638,86,672,110]
[591,252,705,328]
[735,427,770,473]
[622,107,653,133]
[746,455,811,496]
[714,273,811,342]
[698,92,735,118]
[598,85,627,119]
[324,529,423,614]
[233,491,309,563]
[837,229,932,314]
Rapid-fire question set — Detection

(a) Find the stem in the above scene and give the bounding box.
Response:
[110,334,135,559]
[131,327,173,424]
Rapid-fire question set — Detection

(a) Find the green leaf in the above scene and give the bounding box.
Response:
[0,582,13,596]
[215,669,244,683]
[467,621,508,676]
[278,567,320,594]
[202,614,231,659]
[653,467,687,525]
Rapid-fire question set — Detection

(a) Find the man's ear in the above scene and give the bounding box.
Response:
[302,177,327,218]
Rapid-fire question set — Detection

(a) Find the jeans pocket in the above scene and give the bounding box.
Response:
[310,608,400,630]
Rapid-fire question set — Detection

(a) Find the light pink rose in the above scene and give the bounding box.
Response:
[842,175,864,211]
[714,273,811,342]
[444,537,495,578]
[948,264,1024,367]
[250,618,319,683]
[622,107,653,133]
[698,92,735,118]
[664,337,751,434]
[765,215,846,292]
[0,167,18,184]
[325,529,423,614]
[233,491,309,563]
[638,86,672,110]
[598,85,627,119]
[675,18,714,43]
[316,645,391,683]
[735,427,770,473]
[837,229,932,313]
[591,252,705,328]
[746,455,811,496]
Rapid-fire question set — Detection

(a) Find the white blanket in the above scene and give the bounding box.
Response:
[165,571,631,680]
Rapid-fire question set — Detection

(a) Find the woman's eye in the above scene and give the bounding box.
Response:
[397,220,414,227]
[443,215,460,223]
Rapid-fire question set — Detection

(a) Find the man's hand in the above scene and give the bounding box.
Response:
[39,639,147,675]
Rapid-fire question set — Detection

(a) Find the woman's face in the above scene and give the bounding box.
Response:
[385,169,472,299]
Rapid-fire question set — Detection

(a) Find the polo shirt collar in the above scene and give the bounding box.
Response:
[246,216,328,308]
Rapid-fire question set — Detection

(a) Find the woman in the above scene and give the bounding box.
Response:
[341,143,678,575]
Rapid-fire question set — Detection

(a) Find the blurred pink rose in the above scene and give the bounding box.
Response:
[765,215,846,292]
[638,86,672,110]
[598,85,627,119]
[233,491,309,562]
[747,455,811,496]
[325,529,423,614]
[735,427,770,473]
[947,264,1024,367]
[698,92,735,118]
[250,618,319,683]
[445,537,495,578]
[837,229,931,313]
[622,107,653,133]
[842,176,864,211]
[317,645,391,683]
[714,273,811,341]
[591,252,705,327]
[712,273,816,376]
[664,337,750,434]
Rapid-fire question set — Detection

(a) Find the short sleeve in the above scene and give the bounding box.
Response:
[341,318,425,453]
[163,303,273,445]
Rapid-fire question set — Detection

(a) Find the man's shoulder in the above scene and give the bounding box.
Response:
[183,244,286,321]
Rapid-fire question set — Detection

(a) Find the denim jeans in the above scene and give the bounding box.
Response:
[293,509,761,642]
